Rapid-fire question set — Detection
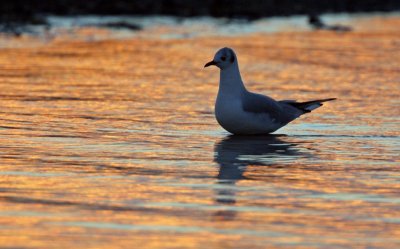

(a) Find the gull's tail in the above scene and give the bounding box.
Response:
[285,98,336,113]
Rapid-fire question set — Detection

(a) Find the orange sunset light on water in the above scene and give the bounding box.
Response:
[0,15,399,249]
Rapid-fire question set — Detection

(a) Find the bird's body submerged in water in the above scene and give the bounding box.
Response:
[204,47,336,135]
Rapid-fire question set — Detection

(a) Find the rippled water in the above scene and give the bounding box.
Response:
[0,14,399,248]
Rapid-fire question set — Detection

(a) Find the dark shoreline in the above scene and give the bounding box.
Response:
[1,0,399,35]
[2,0,400,22]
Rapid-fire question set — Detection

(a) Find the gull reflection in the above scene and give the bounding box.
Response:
[212,135,306,221]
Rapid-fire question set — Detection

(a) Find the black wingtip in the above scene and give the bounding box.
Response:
[318,98,337,102]
[286,98,336,113]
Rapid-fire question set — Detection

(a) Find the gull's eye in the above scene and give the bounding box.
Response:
[221,56,226,61]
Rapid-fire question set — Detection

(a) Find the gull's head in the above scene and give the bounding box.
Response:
[204,47,236,70]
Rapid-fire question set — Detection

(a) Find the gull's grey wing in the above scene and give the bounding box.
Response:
[242,91,282,114]
[242,91,302,124]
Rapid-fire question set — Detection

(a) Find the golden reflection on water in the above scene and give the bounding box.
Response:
[0,17,399,248]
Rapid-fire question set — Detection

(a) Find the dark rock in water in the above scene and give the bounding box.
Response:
[0,1,48,35]
[0,14,48,36]
[308,14,326,29]
[308,14,353,32]
[96,22,142,31]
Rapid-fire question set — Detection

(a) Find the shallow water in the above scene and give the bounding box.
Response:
[0,14,399,248]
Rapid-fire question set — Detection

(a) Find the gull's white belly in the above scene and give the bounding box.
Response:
[215,97,280,134]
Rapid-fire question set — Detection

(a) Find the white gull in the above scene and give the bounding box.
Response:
[204,47,336,135]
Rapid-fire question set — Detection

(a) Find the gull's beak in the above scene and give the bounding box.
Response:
[204,60,217,68]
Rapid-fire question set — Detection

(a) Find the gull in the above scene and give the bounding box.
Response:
[204,47,336,135]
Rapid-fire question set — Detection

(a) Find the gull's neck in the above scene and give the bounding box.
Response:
[218,62,246,96]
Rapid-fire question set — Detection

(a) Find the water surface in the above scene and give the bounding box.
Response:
[0,14,399,248]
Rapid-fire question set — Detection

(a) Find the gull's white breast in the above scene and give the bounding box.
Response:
[215,94,279,134]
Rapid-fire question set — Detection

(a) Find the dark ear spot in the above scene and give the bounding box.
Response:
[228,49,235,63]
